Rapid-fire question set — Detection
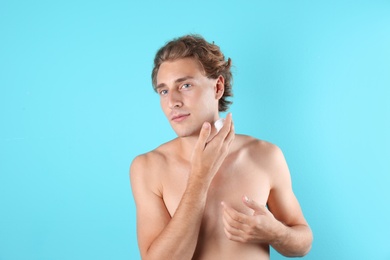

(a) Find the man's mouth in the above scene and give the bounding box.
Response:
[171,113,190,122]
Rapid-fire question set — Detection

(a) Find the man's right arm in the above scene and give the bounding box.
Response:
[130,115,235,260]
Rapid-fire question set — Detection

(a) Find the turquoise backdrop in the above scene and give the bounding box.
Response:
[1,1,389,259]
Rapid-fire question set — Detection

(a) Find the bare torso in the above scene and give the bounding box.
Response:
[155,134,273,259]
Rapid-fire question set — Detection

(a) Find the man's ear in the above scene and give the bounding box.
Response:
[214,75,225,100]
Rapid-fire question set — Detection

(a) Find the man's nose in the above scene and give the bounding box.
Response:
[168,90,183,109]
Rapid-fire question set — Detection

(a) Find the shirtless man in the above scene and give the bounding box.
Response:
[130,35,313,259]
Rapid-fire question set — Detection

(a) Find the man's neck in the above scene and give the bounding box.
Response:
[176,135,199,162]
[176,123,220,161]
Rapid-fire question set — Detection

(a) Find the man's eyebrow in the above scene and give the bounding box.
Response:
[156,83,166,90]
[156,76,195,90]
[175,76,194,83]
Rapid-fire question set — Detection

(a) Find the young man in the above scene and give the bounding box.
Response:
[130,35,313,259]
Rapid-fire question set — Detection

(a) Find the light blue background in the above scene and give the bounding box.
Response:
[1,1,389,259]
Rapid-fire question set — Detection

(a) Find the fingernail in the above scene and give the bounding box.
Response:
[244,196,250,202]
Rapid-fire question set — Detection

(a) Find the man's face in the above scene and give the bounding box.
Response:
[156,57,222,137]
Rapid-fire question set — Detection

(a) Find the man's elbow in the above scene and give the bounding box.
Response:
[298,241,312,257]
[281,244,312,258]
[289,229,313,257]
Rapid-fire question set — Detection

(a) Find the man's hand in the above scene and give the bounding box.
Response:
[190,113,235,182]
[221,196,284,244]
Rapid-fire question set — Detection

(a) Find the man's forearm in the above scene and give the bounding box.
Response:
[271,224,313,257]
[144,176,211,260]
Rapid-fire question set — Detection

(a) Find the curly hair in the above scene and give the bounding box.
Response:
[151,35,233,112]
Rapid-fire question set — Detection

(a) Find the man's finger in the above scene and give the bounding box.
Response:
[194,122,211,151]
[222,212,243,235]
[223,227,246,243]
[220,113,233,137]
[243,196,267,215]
[221,201,249,225]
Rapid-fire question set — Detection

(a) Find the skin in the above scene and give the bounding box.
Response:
[130,57,313,260]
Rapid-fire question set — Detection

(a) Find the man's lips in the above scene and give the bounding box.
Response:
[171,113,190,122]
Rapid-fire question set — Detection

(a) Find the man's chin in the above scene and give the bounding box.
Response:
[174,129,201,138]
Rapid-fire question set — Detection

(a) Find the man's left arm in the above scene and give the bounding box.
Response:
[221,144,313,257]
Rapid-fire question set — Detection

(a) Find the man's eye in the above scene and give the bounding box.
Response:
[159,89,168,95]
[181,84,191,89]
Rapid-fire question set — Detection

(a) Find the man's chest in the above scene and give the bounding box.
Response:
[161,158,271,218]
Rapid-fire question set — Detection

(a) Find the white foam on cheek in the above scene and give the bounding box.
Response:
[214,118,225,133]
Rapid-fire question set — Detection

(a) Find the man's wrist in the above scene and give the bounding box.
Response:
[270,221,289,247]
[190,167,215,183]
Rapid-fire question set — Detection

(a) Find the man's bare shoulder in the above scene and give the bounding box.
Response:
[130,139,180,196]
[233,134,286,176]
[130,138,179,173]
[236,134,291,191]
[234,134,282,158]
